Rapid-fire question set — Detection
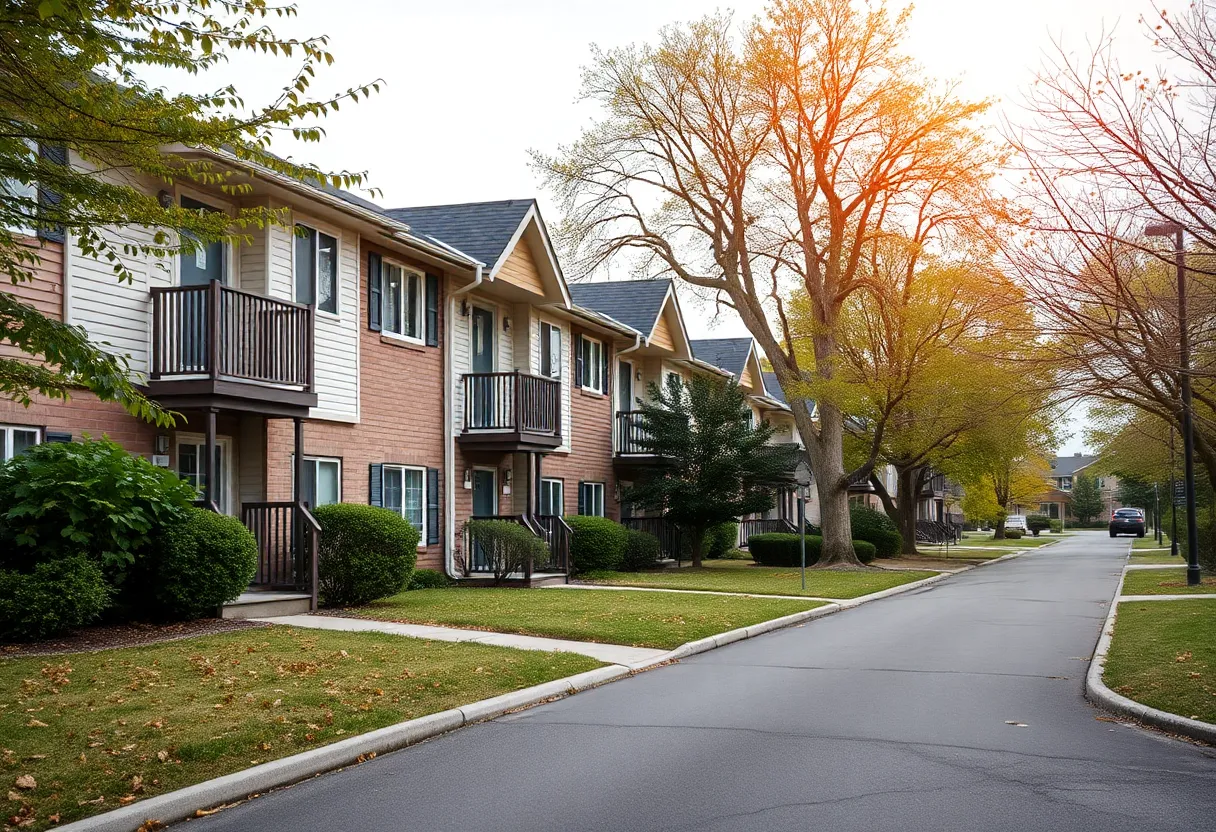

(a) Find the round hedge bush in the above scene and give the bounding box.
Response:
[407,568,453,590]
[622,529,661,571]
[565,515,628,573]
[0,554,111,641]
[849,504,902,558]
[853,540,877,564]
[749,533,821,567]
[314,503,419,606]
[139,508,258,621]
[1004,528,1024,539]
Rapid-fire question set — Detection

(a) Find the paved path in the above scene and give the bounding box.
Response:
[199,533,1216,832]
[256,614,668,666]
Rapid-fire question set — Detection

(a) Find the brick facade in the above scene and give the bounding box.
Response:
[264,239,448,569]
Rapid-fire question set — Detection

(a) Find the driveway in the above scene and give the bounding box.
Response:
[194,532,1216,831]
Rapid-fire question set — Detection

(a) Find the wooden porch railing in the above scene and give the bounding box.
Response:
[614,410,650,455]
[463,371,560,435]
[738,518,797,548]
[150,281,314,389]
[462,514,569,580]
[532,514,572,576]
[622,516,682,562]
[241,501,320,609]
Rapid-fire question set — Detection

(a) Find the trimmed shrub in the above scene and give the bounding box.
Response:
[133,508,258,621]
[1026,514,1051,537]
[705,522,738,559]
[315,503,419,606]
[0,554,111,641]
[1004,528,1024,539]
[565,515,629,573]
[622,529,661,571]
[0,437,197,582]
[749,533,821,567]
[407,568,453,590]
[1049,519,1063,533]
[721,548,751,560]
[853,540,877,564]
[849,504,902,558]
[463,519,549,583]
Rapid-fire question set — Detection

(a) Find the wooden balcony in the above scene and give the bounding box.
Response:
[613,410,675,469]
[458,371,562,452]
[146,281,317,415]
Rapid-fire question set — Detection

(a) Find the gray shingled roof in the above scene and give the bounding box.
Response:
[762,372,786,405]
[1051,454,1099,478]
[568,279,673,337]
[690,338,754,379]
[384,199,536,268]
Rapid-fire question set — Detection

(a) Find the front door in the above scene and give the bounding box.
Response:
[470,307,495,428]
[617,360,633,412]
[179,196,227,287]
[470,468,498,573]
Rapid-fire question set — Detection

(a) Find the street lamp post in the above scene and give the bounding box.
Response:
[1146,222,1200,585]
[1170,426,1179,558]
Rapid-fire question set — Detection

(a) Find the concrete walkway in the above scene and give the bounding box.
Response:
[1118,593,1216,602]
[1124,562,1187,570]
[255,614,667,666]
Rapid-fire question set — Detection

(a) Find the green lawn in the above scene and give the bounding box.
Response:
[0,626,600,830]
[1121,568,1216,595]
[1104,599,1216,725]
[352,587,825,649]
[578,559,938,599]
[1129,551,1184,565]
[912,546,1004,560]
[1132,535,1172,550]
[954,533,1057,548]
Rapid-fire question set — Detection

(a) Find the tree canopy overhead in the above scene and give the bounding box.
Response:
[1,0,380,424]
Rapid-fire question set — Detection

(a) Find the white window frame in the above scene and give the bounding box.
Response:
[580,335,605,394]
[294,223,340,317]
[581,481,606,517]
[175,433,235,514]
[540,478,564,517]
[299,456,342,508]
[382,463,427,546]
[2,139,38,236]
[540,320,562,379]
[0,424,41,461]
[381,261,425,344]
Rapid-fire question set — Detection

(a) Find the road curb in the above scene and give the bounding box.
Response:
[1085,559,1216,745]
[61,559,1006,831]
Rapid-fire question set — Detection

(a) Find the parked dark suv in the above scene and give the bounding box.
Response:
[1109,508,1146,538]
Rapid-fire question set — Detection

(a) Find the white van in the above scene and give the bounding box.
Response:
[1005,515,1029,532]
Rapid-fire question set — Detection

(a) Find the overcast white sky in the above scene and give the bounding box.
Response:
[175,0,1172,453]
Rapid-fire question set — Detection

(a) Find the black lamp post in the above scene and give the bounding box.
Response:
[1146,222,1200,585]
[1170,426,1179,558]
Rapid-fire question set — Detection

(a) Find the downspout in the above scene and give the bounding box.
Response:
[444,263,485,579]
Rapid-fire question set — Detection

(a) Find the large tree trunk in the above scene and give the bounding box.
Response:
[993,517,1007,540]
[870,467,918,556]
[895,466,922,556]
[688,525,706,568]
[809,403,860,567]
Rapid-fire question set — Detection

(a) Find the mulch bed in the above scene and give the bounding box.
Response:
[0,617,270,658]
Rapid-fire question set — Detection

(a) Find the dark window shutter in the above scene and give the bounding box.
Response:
[425,273,439,346]
[577,482,585,516]
[44,430,72,444]
[427,467,440,545]
[368,463,383,507]
[368,252,382,332]
[37,144,67,243]
[574,334,584,387]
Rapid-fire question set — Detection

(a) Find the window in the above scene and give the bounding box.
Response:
[0,425,40,462]
[540,478,564,516]
[540,321,562,379]
[177,437,230,512]
[1,139,38,235]
[302,457,341,507]
[295,224,338,314]
[579,336,605,393]
[579,481,605,517]
[383,465,425,538]
[382,263,423,341]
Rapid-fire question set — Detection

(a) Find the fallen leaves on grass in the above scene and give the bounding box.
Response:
[14,775,35,791]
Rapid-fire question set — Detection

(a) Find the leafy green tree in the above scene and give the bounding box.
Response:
[1070,472,1103,524]
[1,0,380,424]
[625,376,796,567]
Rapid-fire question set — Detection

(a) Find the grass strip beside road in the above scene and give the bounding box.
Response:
[1104,599,1216,725]
[353,587,825,649]
[956,534,1057,548]
[1120,568,1216,595]
[1129,551,1185,565]
[0,626,601,831]
[1132,535,1172,550]
[578,559,938,599]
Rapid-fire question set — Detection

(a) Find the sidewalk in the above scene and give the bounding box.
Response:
[257,613,667,666]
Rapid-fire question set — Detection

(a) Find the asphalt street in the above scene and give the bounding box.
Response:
[193,532,1216,831]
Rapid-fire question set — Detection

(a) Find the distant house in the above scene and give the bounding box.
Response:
[1014,452,1122,521]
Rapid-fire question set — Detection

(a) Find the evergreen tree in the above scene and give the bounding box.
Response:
[624,375,797,567]
[1,0,380,424]
[1070,472,1104,524]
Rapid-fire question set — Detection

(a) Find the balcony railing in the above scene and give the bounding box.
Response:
[463,371,560,436]
[150,281,313,389]
[615,410,651,455]
[622,516,682,562]
[738,518,797,547]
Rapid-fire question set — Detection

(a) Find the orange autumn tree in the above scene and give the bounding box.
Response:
[536,0,999,566]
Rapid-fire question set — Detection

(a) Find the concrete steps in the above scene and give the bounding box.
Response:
[222,591,312,619]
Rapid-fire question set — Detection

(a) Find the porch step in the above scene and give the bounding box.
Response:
[222,591,312,620]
